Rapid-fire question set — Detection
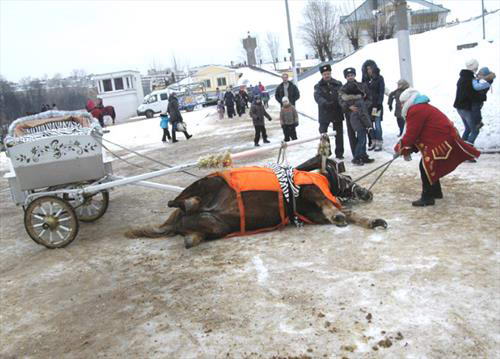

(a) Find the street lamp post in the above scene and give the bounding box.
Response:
[284,0,299,86]
[482,0,486,40]
[395,0,413,86]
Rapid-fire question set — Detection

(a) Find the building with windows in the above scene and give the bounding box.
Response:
[92,70,144,122]
[340,0,449,50]
[191,66,239,92]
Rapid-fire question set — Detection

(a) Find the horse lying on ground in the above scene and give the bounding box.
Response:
[126,155,387,248]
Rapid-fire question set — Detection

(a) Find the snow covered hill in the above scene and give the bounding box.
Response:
[295,11,500,151]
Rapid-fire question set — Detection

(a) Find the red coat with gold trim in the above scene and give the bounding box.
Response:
[394,103,480,184]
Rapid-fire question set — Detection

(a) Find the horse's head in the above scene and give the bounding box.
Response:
[296,155,373,203]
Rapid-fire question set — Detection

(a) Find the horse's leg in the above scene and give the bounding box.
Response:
[125,208,182,238]
[342,209,387,229]
[168,196,201,214]
[178,213,234,248]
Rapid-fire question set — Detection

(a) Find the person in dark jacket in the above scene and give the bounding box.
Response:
[453,59,479,144]
[236,86,250,116]
[224,87,236,118]
[314,64,344,159]
[167,92,192,143]
[362,59,377,150]
[338,67,375,165]
[388,79,410,136]
[279,96,299,142]
[250,96,272,146]
[275,73,300,106]
[365,62,385,151]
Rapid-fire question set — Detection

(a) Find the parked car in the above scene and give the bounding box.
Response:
[137,89,170,118]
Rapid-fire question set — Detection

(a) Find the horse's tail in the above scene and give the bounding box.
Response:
[124,223,175,239]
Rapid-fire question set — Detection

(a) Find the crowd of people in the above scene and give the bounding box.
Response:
[313,61,388,165]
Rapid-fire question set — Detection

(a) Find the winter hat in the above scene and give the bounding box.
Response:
[465,59,479,72]
[282,96,290,104]
[478,67,491,76]
[319,64,332,73]
[343,67,356,78]
[399,87,419,103]
[400,87,420,119]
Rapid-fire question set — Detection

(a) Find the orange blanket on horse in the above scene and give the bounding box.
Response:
[212,167,341,237]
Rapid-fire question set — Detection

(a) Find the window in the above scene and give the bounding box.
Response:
[160,93,168,101]
[102,79,113,92]
[203,79,211,88]
[147,94,158,103]
[217,77,227,86]
[126,77,131,88]
[114,78,124,90]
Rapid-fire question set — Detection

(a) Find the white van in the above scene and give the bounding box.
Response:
[136,89,170,118]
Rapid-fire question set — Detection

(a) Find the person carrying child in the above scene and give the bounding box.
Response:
[338,67,375,166]
[250,96,272,146]
[469,66,496,147]
[279,96,299,142]
[388,79,410,136]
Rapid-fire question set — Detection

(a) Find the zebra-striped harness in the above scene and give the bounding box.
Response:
[267,163,303,227]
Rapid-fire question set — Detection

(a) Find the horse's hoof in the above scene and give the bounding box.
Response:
[184,236,194,249]
[184,234,202,249]
[371,219,387,229]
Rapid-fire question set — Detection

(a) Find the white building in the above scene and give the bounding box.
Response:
[92,70,144,122]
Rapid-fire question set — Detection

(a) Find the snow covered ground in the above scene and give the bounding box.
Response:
[1,11,499,359]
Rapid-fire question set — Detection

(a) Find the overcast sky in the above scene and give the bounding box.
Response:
[1,0,498,82]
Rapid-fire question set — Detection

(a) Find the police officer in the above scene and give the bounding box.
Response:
[314,64,344,159]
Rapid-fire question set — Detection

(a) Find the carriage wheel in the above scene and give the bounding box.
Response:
[24,196,79,248]
[65,190,109,223]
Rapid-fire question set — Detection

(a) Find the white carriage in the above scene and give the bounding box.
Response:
[4,111,113,248]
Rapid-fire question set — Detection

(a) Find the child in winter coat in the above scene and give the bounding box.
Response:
[250,96,272,146]
[279,97,299,142]
[217,100,225,120]
[472,67,496,132]
[338,68,374,166]
[388,79,410,136]
[160,112,171,142]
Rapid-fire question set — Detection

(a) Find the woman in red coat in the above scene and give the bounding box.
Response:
[394,88,480,206]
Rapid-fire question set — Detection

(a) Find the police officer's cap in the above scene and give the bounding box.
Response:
[343,67,356,78]
[319,64,332,73]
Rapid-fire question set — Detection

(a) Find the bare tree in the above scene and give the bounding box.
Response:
[340,2,362,51]
[171,53,179,73]
[265,32,280,70]
[299,0,342,61]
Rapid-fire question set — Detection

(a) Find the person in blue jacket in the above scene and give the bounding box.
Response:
[160,111,171,142]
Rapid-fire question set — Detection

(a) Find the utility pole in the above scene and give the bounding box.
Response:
[394,0,413,86]
[284,0,299,86]
[482,0,486,40]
